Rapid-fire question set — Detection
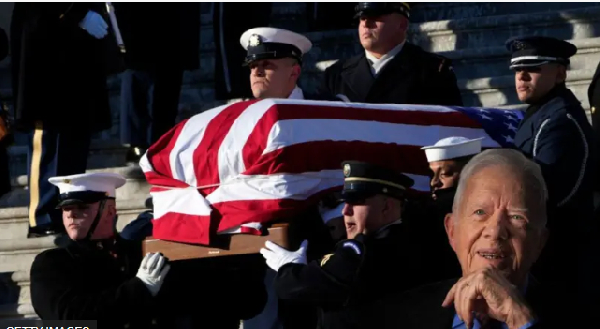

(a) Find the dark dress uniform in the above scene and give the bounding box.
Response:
[10,3,117,233]
[0,27,11,198]
[112,3,200,162]
[317,3,463,106]
[508,36,598,306]
[589,60,600,153]
[587,61,600,202]
[30,173,160,328]
[30,237,155,329]
[274,161,429,329]
[403,187,462,283]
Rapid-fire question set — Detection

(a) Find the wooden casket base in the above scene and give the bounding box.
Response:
[142,224,290,261]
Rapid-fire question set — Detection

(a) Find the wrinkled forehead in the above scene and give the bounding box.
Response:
[459,167,543,211]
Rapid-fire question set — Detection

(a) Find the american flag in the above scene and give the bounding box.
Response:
[139,99,524,245]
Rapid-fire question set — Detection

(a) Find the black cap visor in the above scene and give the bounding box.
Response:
[56,191,109,209]
[340,181,405,204]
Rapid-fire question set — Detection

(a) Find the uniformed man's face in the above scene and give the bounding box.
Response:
[249,58,301,99]
[514,64,566,104]
[444,165,548,286]
[62,200,116,240]
[428,160,463,197]
[342,195,401,239]
[359,13,407,55]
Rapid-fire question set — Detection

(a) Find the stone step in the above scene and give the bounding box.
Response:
[0,303,36,319]
[458,69,593,108]
[300,36,600,84]
[196,6,600,55]
[410,6,600,52]
[5,139,129,179]
[441,37,600,80]
[0,270,30,307]
[0,236,58,273]
[173,14,600,90]
[410,2,594,22]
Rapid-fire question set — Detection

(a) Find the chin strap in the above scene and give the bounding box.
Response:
[85,199,107,241]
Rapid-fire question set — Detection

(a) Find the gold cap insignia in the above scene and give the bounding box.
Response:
[63,179,71,184]
[248,34,262,47]
[343,164,351,177]
[592,106,596,114]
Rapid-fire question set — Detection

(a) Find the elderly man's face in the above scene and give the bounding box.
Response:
[62,201,116,240]
[514,64,566,104]
[445,165,547,284]
[249,58,300,99]
[342,195,399,239]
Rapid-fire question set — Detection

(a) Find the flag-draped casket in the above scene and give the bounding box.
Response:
[139,99,524,245]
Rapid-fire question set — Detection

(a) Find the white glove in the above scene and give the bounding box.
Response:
[79,10,108,39]
[136,253,171,297]
[260,240,308,271]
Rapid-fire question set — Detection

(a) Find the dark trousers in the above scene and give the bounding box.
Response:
[120,68,184,148]
[27,121,90,227]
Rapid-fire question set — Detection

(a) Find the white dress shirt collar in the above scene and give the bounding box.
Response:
[365,41,406,76]
[288,86,305,100]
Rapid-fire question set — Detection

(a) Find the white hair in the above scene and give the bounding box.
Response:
[452,149,548,224]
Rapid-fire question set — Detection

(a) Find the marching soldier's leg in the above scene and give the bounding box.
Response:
[27,121,61,237]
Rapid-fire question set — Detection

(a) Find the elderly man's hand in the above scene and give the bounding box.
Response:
[442,268,535,329]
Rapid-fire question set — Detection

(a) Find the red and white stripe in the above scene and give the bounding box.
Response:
[140,99,500,245]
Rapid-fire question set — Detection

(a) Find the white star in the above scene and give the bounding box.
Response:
[479,109,490,113]
[506,116,519,122]
[505,122,517,132]
[480,114,492,120]
[504,135,514,144]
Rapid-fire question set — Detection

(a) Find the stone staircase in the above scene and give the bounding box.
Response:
[0,2,599,319]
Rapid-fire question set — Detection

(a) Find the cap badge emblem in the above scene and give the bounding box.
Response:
[343,164,351,177]
[63,179,71,184]
[248,34,262,47]
[513,40,526,50]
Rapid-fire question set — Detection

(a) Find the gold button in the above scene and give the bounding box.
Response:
[592,106,596,114]
[120,266,125,272]
[124,324,130,329]
[152,319,157,325]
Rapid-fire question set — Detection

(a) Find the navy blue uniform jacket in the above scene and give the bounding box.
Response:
[513,84,597,303]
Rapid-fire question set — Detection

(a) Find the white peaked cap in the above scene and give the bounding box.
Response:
[240,27,312,55]
[421,137,485,162]
[48,172,126,198]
